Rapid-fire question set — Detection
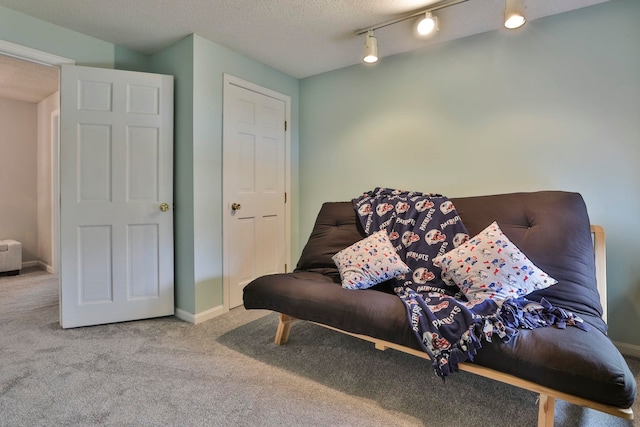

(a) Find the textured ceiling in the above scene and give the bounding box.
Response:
[0,0,611,80]
[0,0,612,103]
[0,54,59,103]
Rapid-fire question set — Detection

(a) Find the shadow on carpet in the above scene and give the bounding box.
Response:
[218,311,638,427]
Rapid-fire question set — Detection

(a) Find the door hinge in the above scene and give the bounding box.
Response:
[285,264,288,273]
[284,121,287,131]
[284,192,287,203]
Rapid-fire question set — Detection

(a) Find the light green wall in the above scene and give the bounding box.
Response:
[299,0,640,346]
[151,34,299,315]
[114,45,150,72]
[0,5,114,67]
[149,36,196,314]
[0,5,148,71]
[190,35,299,313]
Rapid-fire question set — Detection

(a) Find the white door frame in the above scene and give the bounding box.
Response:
[222,74,292,311]
[51,109,60,274]
[0,40,74,68]
[0,40,74,276]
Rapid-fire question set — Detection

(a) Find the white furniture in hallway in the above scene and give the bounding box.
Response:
[0,240,21,275]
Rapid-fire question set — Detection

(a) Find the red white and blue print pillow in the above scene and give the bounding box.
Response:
[332,230,411,290]
[432,221,557,302]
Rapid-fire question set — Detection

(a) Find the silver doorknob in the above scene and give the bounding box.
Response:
[231,203,242,211]
[159,202,170,212]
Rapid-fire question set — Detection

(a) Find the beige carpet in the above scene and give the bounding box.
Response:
[1,268,638,426]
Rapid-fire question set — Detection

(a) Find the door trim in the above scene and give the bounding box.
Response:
[0,40,75,67]
[50,109,60,274]
[222,74,291,311]
[0,40,74,278]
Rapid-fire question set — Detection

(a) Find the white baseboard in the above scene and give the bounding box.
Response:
[37,261,54,274]
[614,341,640,359]
[175,305,226,324]
[22,260,39,268]
[21,260,54,273]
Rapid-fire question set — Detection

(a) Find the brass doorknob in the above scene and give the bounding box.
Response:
[231,203,242,211]
[159,202,170,212]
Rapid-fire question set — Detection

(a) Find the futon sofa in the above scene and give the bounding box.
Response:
[243,191,636,426]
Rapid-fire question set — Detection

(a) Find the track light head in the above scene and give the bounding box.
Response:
[504,0,526,29]
[363,31,379,64]
[415,12,439,38]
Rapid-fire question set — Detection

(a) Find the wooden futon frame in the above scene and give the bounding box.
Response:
[271,226,633,427]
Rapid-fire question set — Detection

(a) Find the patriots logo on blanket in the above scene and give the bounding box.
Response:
[353,187,589,378]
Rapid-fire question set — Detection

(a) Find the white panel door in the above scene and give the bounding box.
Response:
[223,77,287,309]
[59,64,174,328]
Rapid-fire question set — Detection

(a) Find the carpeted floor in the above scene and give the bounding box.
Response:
[0,269,638,426]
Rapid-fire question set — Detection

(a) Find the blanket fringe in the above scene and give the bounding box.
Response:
[431,297,589,378]
[497,297,590,333]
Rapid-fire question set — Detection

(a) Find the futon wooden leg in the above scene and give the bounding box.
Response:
[374,341,389,351]
[275,313,295,345]
[538,394,555,427]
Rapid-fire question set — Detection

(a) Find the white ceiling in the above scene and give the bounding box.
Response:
[0,0,611,102]
[0,55,59,103]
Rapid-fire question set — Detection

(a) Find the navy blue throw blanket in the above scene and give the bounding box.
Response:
[353,188,589,378]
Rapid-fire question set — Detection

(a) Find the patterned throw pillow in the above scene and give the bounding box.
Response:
[332,230,411,290]
[432,221,557,301]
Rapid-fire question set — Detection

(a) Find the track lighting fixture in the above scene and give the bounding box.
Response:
[363,31,379,64]
[356,0,526,64]
[415,12,439,38]
[356,0,468,64]
[504,0,526,29]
